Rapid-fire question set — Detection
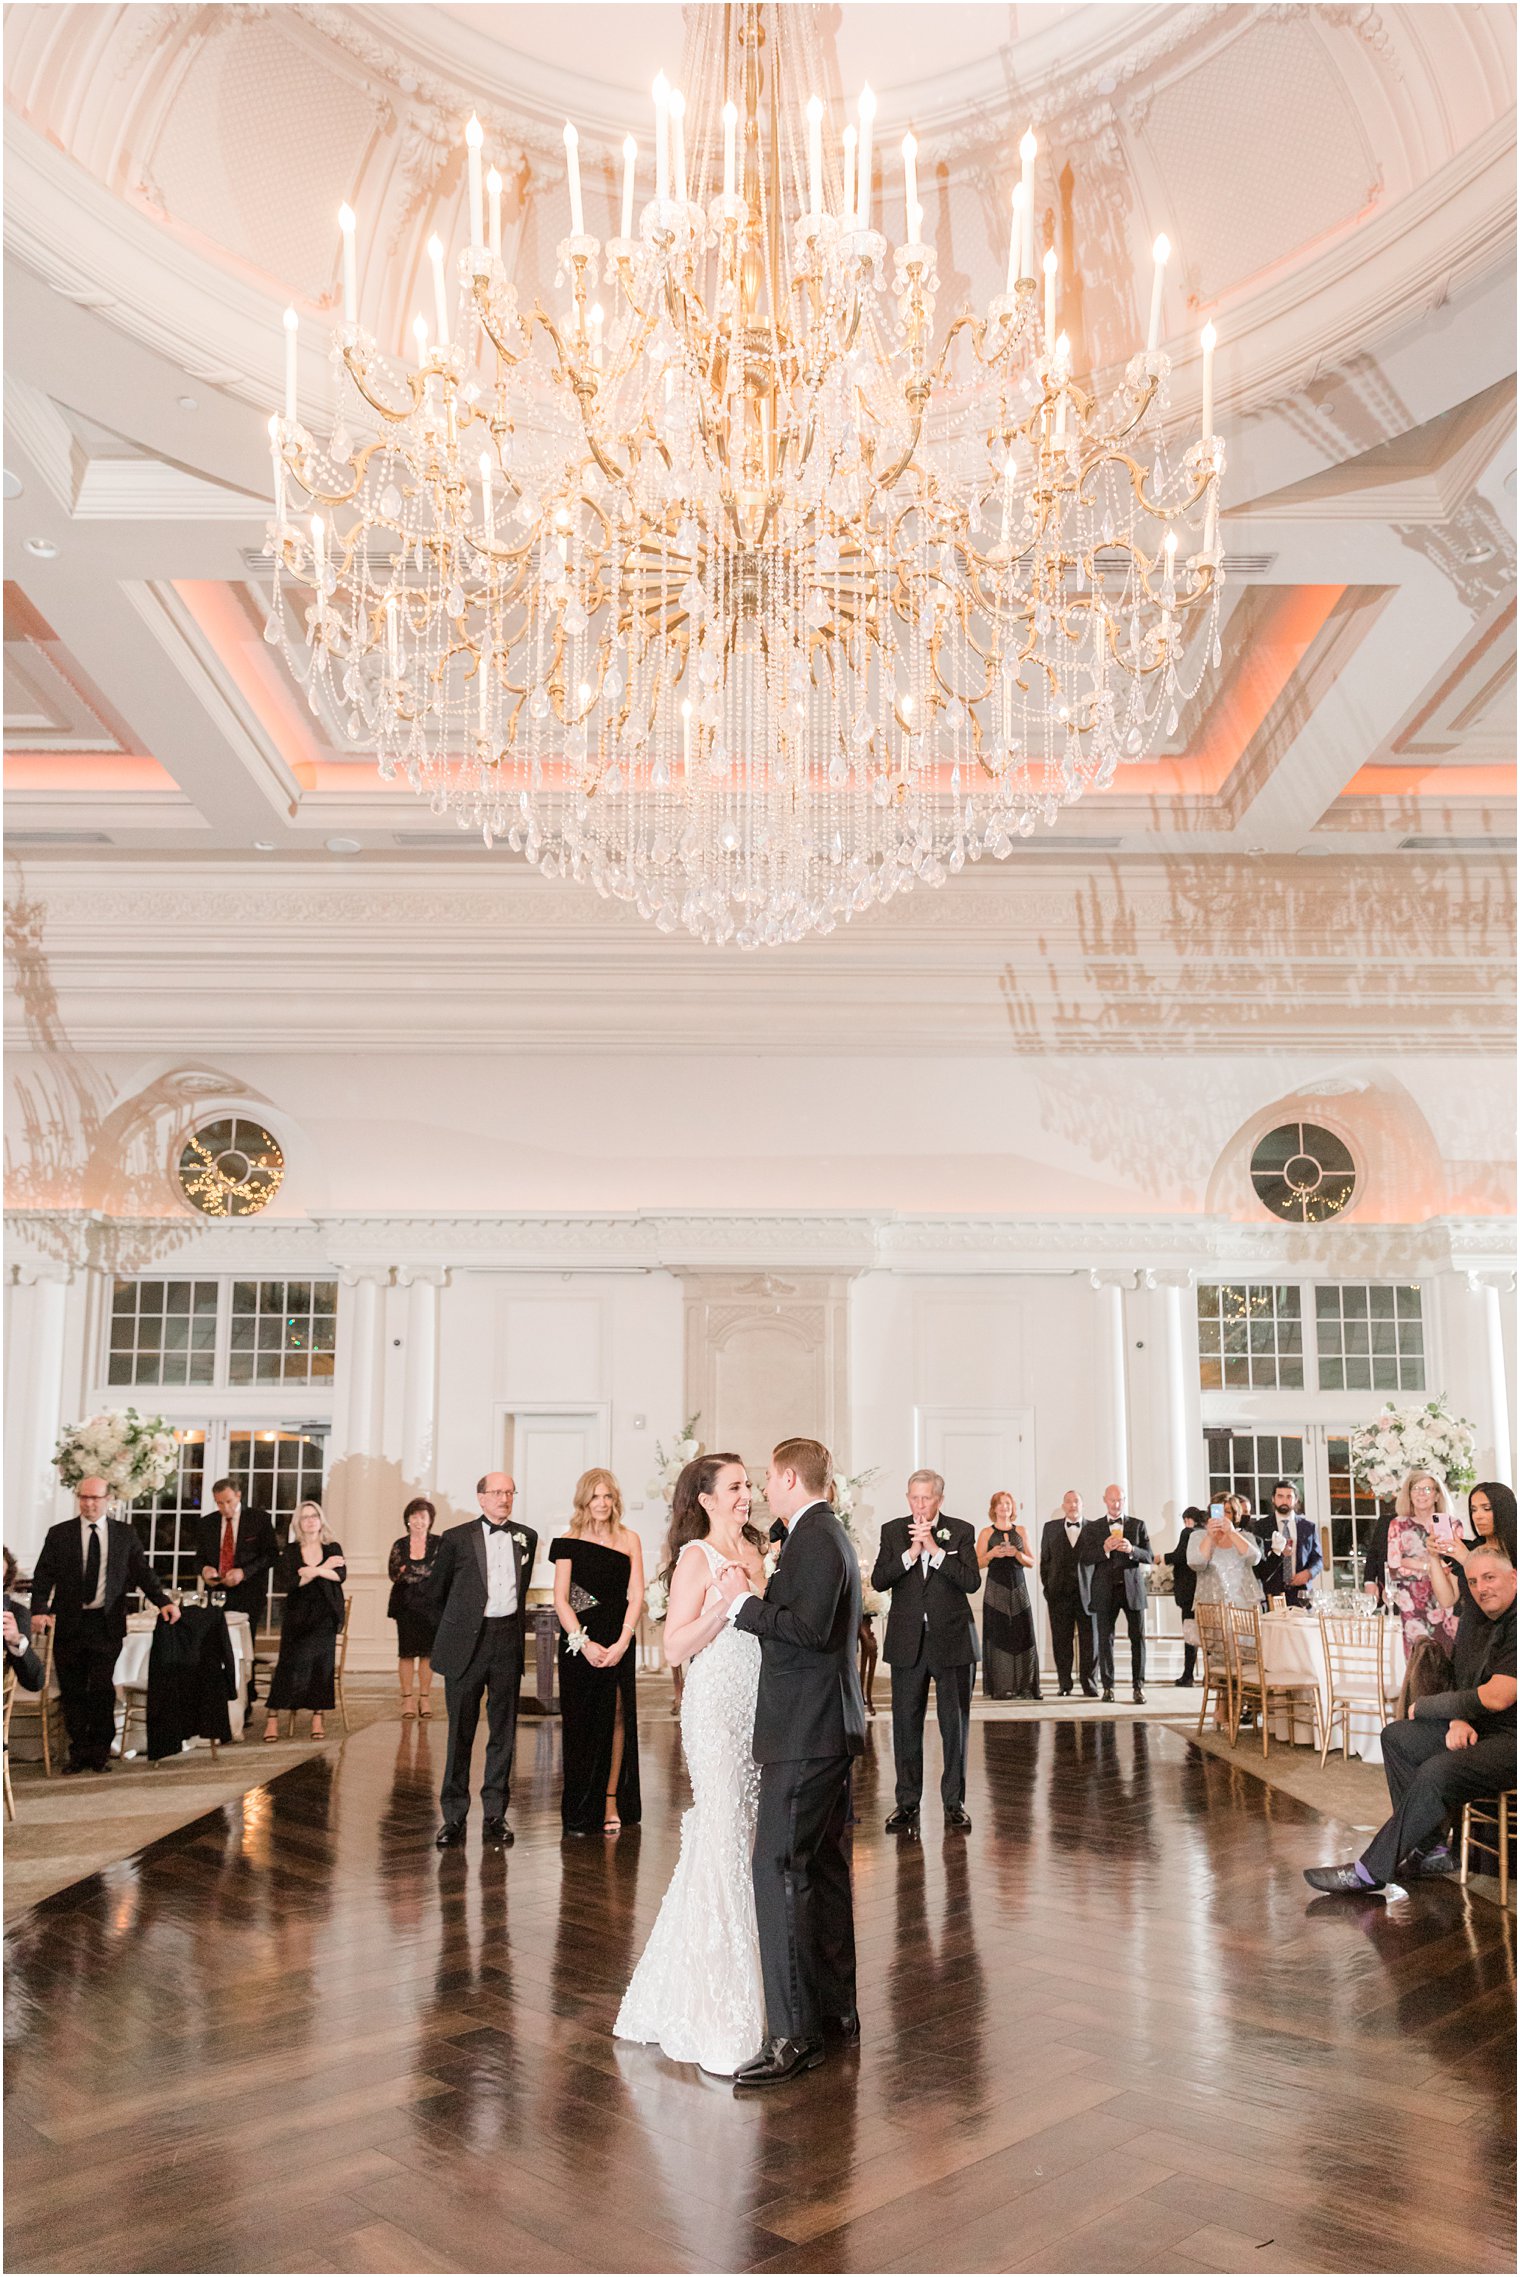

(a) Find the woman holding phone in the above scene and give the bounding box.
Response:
[1187,1495,1264,1610]
[1384,1470,1459,1653]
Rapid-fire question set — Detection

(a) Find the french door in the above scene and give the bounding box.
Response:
[1203,1423,1391,1590]
[132,1422,329,1628]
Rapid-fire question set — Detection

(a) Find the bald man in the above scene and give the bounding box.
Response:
[31,1477,179,1772]
[428,1474,537,1849]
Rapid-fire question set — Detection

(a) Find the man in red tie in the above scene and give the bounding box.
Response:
[194,1479,278,1703]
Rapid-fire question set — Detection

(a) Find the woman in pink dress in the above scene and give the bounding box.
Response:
[1384,1470,1460,1654]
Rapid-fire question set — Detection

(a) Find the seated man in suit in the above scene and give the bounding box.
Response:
[30,1478,179,1772]
[1078,1483,1154,1705]
[429,1473,537,1850]
[1041,1490,1098,1698]
[1306,1541,1516,1894]
[195,1477,278,1703]
[871,1469,982,1834]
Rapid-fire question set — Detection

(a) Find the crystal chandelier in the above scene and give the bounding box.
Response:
[265,3,1225,947]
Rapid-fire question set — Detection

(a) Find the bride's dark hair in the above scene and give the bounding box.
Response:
[661,1451,766,1584]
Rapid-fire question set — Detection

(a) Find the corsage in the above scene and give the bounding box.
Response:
[565,1629,587,1656]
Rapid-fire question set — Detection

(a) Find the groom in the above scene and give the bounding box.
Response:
[717,1435,865,2089]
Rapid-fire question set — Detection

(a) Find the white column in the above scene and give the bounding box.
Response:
[5,1266,72,1564]
[1146,1270,1195,1534]
[398,1267,447,1495]
[1090,1270,1133,1495]
[1467,1273,1515,1484]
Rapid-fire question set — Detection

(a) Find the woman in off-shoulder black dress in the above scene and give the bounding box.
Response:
[262,1501,347,1742]
[551,1469,645,1835]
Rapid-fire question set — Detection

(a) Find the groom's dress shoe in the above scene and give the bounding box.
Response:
[884,1805,920,1835]
[822,2010,860,2044]
[435,1820,467,1849]
[944,1805,972,1833]
[732,2036,825,2091]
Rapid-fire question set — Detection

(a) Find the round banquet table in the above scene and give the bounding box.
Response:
[1257,1611,1406,1764]
[114,1609,253,1747]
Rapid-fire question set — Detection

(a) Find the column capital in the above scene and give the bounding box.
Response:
[1143,1268,1195,1291]
[8,1259,75,1288]
[1466,1270,1517,1296]
[338,1265,393,1289]
[1090,1268,1139,1291]
[396,1265,450,1290]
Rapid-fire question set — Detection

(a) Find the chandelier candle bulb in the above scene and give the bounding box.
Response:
[1008,181,1025,293]
[621,136,637,238]
[806,95,823,216]
[1200,320,1217,440]
[338,204,357,322]
[722,100,737,197]
[1018,129,1037,276]
[902,134,919,244]
[1146,234,1170,353]
[1042,246,1057,352]
[466,115,484,247]
[486,165,502,258]
[842,125,856,224]
[671,89,687,205]
[282,305,298,422]
[856,84,876,231]
[563,122,584,237]
[427,235,450,346]
[653,74,670,203]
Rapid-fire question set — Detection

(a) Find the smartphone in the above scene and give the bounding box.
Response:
[1209,1503,1225,1522]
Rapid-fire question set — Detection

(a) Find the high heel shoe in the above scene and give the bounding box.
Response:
[417,1697,431,1719]
[401,1694,417,1719]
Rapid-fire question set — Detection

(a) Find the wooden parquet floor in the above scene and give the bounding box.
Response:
[4,1711,1515,2275]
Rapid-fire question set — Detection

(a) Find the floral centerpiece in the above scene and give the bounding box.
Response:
[643,1413,704,1623]
[1349,1395,1478,1504]
[831,1467,886,1617]
[52,1409,179,1501]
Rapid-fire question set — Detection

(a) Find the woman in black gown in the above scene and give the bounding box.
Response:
[977,1490,1041,1699]
[551,1468,645,1836]
[261,1501,347,1742]
[387,1496,440,1719]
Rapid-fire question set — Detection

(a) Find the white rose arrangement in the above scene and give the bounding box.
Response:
[643,1413,704,1623]
[1349,1395,1478,1504]
[52,1408,179,1501]
[832,1466,886,1617]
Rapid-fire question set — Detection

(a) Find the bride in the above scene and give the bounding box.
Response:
[615,1451,768,2076]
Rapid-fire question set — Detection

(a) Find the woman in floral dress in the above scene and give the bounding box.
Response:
[1384,1469,1460,1654]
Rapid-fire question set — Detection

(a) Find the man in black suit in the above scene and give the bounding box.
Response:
[1078,1482,1153,1705]
[30,1477,179,1771]
[194,1477,278,1703]
[717,1435,865,2089]
[1252,1480,1323,1607]
[428,1472,536,1850]
[870,1468,981,1835]
[1041,1489,1098,1697]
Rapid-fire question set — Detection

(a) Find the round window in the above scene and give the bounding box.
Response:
[177,1117,284,1218]
[1249,1121,1356,1225]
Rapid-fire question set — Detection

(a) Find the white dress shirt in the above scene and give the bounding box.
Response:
[904,1534,946,1576]
[482,1518,518,1617]
[1064,1518,1082,1546]
[80,1517,107,1610]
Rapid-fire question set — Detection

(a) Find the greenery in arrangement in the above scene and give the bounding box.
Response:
[52,1408,179,1500]
[1349,1395,1478,1503]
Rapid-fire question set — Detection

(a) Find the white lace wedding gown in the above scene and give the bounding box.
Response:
[615,1539,765,2075]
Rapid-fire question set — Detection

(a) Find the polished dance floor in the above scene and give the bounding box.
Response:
[4,1708,1515,2275]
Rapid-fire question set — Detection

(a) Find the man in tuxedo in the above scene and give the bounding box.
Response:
[871,1468,981,1835]
[1041,1489,1098,1697]
[1078,1483,1153,1704]
[1253,1480,1322,1606]
[717,1436,865,2089]
[30,1477,180,1772]
[429,1472,536,1850]
[194,1478,278,1704]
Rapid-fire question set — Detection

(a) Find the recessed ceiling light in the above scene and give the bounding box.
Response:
[253,839,275,852]
[3,469,22,499]
[177,395,199,411]
[24,537,57,558]
[324,835,362,854]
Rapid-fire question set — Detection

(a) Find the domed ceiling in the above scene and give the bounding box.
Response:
[2,2,1514,918]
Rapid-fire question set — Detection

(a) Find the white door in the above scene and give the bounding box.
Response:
[917,1408,1041,1662]
[505,1408,606,1585]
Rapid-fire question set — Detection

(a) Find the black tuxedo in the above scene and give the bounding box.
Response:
[1250,1512,1322,1606]
[428,1516,537,1823]
[871,1513,981,1813]
[1078,1515,1153,1692]
[734,1501,864,2042]
[31,1515,171,1767]
[193,1504,278,1626]
[1040,1517,1096,1693]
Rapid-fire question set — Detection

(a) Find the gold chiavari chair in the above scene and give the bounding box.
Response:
[3,1666,16,1820]
[1194,1601,1235,1736]
[36,1626,64,1778]
[1461,1790,1516,1908]
[1318,1613,1394,1767]
[1227,1603,1322,1758]
[335,1597,353,1734]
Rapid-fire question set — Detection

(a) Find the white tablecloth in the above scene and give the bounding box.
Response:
[1258,1612,1406,1764]
[115,1610,253,1746]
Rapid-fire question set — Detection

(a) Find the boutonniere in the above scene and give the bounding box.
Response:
[762,1548,779,1580]
[511,1530,528,1551]
[935,1527,950,1544]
